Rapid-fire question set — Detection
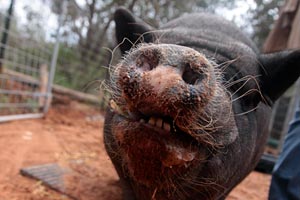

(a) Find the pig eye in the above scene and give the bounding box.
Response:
[182,63,203,85]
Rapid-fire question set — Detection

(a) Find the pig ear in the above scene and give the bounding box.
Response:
[259,50,300,104]
[114,7,155,54]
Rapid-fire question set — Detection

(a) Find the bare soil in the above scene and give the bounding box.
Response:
[0,99,271,200]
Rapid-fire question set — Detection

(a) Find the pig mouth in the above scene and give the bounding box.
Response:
[110,100,209,187]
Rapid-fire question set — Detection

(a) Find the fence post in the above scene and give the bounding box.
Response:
[0,0,15,73]
[43,2,65,114]
[39,64,48,108]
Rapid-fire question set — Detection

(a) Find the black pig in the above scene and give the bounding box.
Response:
[104,8,300,200]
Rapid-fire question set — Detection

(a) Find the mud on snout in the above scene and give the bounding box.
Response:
[107,43,238,187]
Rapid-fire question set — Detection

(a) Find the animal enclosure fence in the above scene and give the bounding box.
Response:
[0,6,58,122]
[0,0,107,123]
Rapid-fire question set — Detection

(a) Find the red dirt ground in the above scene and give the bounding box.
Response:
[0,99,271,200]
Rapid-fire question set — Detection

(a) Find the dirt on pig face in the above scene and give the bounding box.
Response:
[105,43,239,198]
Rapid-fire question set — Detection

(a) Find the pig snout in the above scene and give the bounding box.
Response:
[115,44,217,119]
[109,44,236,147]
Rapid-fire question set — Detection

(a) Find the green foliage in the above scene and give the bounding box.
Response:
[249,0,285,49]
[54,44,107,92]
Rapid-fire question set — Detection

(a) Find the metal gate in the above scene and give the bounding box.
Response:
[0,2,59,122]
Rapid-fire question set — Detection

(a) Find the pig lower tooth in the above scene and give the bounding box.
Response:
[110,99,123,115]
[110,99,118,110]
[149,117,156,125]
[156,118,163,128]
[163,122,171,132]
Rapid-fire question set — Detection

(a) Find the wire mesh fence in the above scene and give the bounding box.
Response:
[0,2,56,122]
[0,0,109,122]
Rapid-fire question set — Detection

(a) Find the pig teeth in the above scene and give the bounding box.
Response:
[156,118,163,128]
[110,99,118,110]
[149,117,156,125]
[110,99,124,115]
[145,117,172,132]
[163,122,171,132]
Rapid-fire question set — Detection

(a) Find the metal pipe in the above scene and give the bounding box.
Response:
[0,113,44,123]
[43,2,65,114]
[0,90,48,97]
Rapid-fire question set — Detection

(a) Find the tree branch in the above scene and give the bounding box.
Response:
[129,0,138,11]
[69,0,84,13]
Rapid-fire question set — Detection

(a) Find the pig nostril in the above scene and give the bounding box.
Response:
[182,63,203,85]
[136,54,158,72]
[140,60,152,71]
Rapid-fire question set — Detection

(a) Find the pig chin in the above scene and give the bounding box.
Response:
[110,115,208,188]
[108,44,238,188]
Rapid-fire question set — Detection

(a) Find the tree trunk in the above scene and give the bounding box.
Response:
[263,0,300,52]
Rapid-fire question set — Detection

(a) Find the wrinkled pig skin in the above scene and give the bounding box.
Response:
[104,7,300,200]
